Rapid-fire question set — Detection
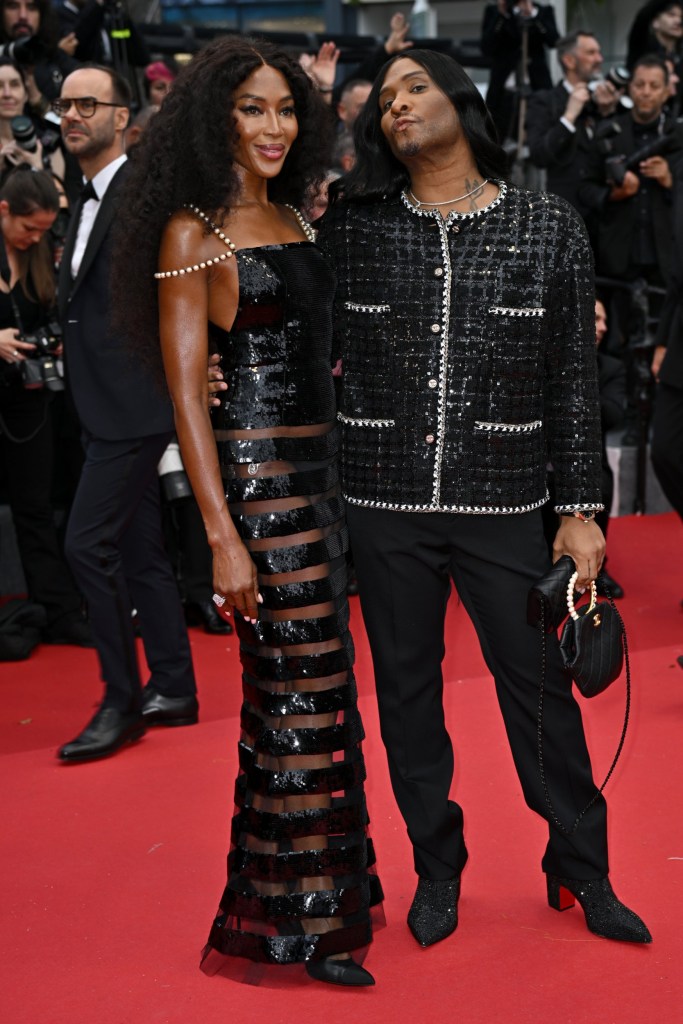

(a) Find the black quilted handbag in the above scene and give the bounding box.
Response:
[559,571,624,697]
[527,561,631,835]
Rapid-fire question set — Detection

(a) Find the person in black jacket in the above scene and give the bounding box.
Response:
[54,64,197,763]
[0,0,79,109]
[481,0,559,139]
[526,30,624,218]
[315,49,651,952]
[628,1,683,70]
[578,55,683,287]
[56,0,149,69]
[0,166,90,647]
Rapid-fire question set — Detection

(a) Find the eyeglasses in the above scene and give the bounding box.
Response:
[50,97,125,118]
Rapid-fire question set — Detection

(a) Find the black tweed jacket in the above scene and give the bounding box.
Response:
[316,182,603,514]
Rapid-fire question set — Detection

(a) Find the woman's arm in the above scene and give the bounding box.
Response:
[158,214,261,622]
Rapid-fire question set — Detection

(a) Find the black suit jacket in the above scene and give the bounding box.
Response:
[57,0,150,66]
[58,161,173,440]
[526,82,599,215]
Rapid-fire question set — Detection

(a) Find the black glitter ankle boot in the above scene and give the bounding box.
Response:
[407,876,461,947]
[546,875,652,943]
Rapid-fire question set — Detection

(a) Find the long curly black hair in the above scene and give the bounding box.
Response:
[113,36,332,349]
[330,50,508,204]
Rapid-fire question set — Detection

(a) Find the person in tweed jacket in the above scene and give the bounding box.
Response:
[315,49,651,950]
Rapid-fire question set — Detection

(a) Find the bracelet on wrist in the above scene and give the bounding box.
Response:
[560,510,597,523]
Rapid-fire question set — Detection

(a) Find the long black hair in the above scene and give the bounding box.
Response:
[113,36,332,350]
[331,50,508,204]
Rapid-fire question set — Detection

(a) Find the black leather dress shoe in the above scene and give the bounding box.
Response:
[595,569,624,599]
[141,687,199,727]
[58,707,145,763]
[185,600,233,635]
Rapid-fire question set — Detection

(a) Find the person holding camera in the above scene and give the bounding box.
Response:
[0,56,65,183]
[0,166,90,648]
[579,55,683,290]
[526,31,626,221]
[0,0,80,113]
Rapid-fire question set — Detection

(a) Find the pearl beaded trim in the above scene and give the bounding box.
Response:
[154,203,315,279]
[567,571,597,621]
[155,205,236,279]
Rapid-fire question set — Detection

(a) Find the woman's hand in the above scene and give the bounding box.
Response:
[0,137,43,171]
[553,516,605,590]
[0,327,36,364]
[212,540,262,623]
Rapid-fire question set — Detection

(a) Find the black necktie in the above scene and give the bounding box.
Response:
[80,180,98,203]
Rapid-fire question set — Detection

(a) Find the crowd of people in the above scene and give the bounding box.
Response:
[1,0,679,991]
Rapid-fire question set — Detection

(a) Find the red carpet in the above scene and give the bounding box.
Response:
[2,513,682,1023]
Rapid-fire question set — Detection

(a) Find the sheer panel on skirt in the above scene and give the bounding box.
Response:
[201,420,383,984]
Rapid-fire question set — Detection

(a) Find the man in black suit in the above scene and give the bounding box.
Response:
[55,64,197,762]
[526,30,624,218]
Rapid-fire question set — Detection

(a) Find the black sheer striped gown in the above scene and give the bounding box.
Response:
[199,238,382,980]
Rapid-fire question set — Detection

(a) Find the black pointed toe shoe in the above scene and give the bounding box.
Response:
[546,875,652,943]
[58,707,146,763]
[141,687,199,727]
[305,956,375,987]
[407,876,461,947]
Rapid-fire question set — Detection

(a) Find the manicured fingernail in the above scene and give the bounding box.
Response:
[257,593,263,603]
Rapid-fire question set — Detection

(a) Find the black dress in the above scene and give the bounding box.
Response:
[200,239,382,977]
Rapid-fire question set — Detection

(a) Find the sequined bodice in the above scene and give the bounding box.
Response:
[209,243,336,430]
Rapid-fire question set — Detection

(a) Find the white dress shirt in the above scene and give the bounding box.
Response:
[70,153,127,279]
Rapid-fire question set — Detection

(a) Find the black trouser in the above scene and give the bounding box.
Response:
[0,385,82,626]
[347,505,609,882]
[651,382,683,519]
[162,494,214,604]
[65,432,196,711]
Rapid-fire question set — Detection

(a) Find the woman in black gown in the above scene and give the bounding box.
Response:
[114,38,382,987]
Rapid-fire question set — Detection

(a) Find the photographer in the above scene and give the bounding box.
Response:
[0,166,89,647]
[0,0,80,112]
[0,56,65,183]
[579,55,683,287]
[57,0,149,69]
[526,31,626,219]
[481,0,560,140]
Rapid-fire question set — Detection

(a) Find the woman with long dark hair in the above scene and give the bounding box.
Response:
[0,167,89,647]
[114,37,382,987]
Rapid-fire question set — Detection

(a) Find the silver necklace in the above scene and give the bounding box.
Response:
[408,179,490,209]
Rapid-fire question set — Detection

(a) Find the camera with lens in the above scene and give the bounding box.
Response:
[598,122,678,186]
[0,34,50,68]
[20,321,64,392]
[10,115,38,154]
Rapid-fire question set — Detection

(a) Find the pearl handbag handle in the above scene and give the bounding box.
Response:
[566,571,597,621]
